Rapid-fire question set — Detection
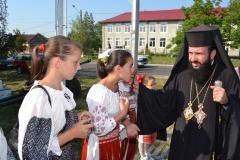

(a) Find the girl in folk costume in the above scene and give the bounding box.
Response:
[81,49,139,160]
[137,74,157,160]
[118,69,138,160]
[18,36,94,159]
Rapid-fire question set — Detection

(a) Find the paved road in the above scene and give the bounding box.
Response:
[78,62,173,77]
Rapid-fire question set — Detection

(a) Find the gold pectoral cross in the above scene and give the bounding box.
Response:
[194,103,207,129]
[183,102,194,122]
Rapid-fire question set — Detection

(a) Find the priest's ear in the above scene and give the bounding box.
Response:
[210,49,216,61]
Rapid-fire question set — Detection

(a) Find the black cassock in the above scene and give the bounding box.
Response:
[137,65,240,160]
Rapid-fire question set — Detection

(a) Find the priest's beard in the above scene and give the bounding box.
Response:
[190,59,214,84]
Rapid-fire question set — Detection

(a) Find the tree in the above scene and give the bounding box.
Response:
[0,29,26,57]
[13,29,27,53]
[171,0,224,54]
[94,22,102,51]
[69,11,101,56]
[222,0,240,49]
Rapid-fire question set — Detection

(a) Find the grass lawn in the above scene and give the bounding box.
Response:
[147,54,240,67]
[0,70,167,159]
[231,58,240,67]
[148,54,176,64]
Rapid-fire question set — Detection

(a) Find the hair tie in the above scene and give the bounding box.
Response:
[38,44,46,53]
[137,74,143,83]
[98,49,112,65]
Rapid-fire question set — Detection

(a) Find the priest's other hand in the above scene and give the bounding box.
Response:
[210,86,228,105]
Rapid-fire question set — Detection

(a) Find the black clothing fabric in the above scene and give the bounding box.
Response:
[137,25,240,160]
[138,66,240,160]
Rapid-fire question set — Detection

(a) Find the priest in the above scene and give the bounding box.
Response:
[137,25,240,160]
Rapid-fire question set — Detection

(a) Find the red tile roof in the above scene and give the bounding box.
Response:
[101,9,185,23]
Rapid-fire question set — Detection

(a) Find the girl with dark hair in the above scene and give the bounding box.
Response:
[18,36,94,159]
[82,49,139,160]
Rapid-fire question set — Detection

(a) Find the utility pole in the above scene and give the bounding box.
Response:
[131,0,139,69]
[55,0,67,36]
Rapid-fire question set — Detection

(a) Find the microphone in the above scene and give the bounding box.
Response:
[214,80,222,87]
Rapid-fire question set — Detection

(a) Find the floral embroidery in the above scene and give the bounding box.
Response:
[92,105,115,136]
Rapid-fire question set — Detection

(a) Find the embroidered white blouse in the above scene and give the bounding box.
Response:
[18,81,76,159]
[86,84,120,159]
[87,84,120,136]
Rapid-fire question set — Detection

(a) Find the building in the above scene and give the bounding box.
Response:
[100,9,184,54]
[23,33,48,53]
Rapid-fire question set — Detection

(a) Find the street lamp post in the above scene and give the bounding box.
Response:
[131,0,139,69]
[55,0,67,36]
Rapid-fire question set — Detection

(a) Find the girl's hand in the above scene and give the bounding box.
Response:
[119,96,129,116]
[78,111,93,121]
[72,118,94,139]
[126,123,140,138]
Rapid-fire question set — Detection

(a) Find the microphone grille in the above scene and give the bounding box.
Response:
[214,80,222,87]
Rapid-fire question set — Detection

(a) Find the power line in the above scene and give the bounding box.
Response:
[21,21,55,31]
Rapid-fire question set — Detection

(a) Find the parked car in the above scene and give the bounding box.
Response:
[0,58,8,70]
[12,53,32,73]
[137,55,148,67]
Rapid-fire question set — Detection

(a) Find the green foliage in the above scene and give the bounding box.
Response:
[12,29,27,53]
[69,11,102,56]
[0,29,26,57]
[222,0,240,49]
[171,0,223,54]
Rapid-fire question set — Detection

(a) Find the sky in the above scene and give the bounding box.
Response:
[7,0,230,38]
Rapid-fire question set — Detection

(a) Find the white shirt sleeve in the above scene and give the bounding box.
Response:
[18,88,61,159]
[87,85,117,136]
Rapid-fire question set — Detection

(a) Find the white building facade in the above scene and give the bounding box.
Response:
[101,9,184,54]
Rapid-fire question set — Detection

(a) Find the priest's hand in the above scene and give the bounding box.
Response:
[210,86,228,105]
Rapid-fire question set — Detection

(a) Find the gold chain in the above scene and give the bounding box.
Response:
[195,73,214,105]
[184,65,217,124]
[190,65,217,105]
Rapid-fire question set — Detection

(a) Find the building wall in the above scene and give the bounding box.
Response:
[102,21,183,54]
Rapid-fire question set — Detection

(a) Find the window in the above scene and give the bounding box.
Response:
[160,38,166,47]
[125,24,130,32]
[149,38,155,47]
[160,23,167,33]
[124,37,130,47]
[139,38,145,47]
[107,24,112,32]
[139,24,145,32]
[115,25,121,33]
[107,38,112,48]
[115,38,121,47]
[149,23,156,32]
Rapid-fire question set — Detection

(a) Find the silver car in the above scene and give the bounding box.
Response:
[137,55,148,67]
